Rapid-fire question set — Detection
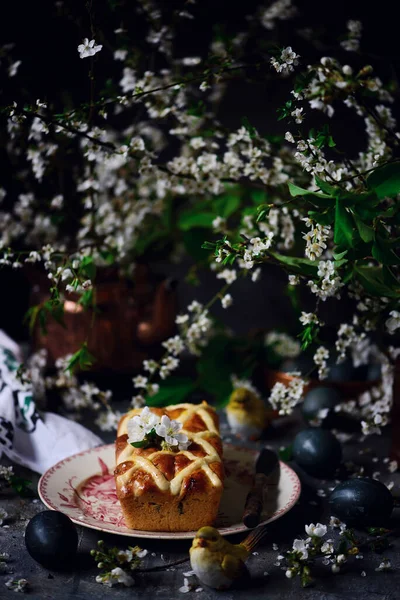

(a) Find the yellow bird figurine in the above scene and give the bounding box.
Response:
[225,387,271,440]
[189,526,267,590]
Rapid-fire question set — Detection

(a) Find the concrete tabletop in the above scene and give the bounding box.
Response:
[2,410,400,600]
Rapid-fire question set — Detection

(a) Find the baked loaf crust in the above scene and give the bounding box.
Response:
[115,401,224,531]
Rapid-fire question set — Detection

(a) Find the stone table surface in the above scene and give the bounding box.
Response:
[2,410,400,600]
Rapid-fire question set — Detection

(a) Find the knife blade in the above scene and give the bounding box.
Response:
[242,447,280,529]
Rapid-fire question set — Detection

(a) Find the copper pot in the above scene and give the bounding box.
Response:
[30,264,177,372]
[263,367,379,400]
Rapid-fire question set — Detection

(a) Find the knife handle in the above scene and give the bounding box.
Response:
[243,473,267,529]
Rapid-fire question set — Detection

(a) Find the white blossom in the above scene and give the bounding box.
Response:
[155,415,189,449]
[375,559,391,572]
[8,60,21,77]
[271,47,299,74]
[78,38,103,59]
[96,567,135,587]
[143,360,158,374]
[114,49,128,61]
[299,312,319,326]
[305,523,327,537]
[162,335,185,356]
[221,294,233,309]
[5,579,29,592]
[265,331,301,358]
[132,375,148,389]
[216,269,237,284]
[386,310,400,334]
[292,539,308,560]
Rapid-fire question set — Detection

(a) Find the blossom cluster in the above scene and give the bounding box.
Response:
[302,219,330,261]
[1,1,400,439]
[131,300,214,407]
[268,377,304,415]
[91,540,147,588]
[280,518,392,587]
[127,406,189,451]
[265,331,301,359]
[308,260,343,302]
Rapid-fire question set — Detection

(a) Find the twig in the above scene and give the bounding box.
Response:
[136,557,189,573]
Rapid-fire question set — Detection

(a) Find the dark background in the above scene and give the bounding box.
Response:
[0,0,399,343]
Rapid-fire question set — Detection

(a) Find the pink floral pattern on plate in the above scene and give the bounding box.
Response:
[39,444,301,540]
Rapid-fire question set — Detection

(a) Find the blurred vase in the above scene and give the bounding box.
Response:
[29,264,177,373]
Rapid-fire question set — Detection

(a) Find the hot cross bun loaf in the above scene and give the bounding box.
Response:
[114,402,224,531]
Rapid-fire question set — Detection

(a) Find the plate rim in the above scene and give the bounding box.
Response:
[38,443,301,539]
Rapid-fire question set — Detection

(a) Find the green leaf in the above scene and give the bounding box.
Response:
[78,289,94,309]
[250,190,267,205]
[241,116,257,138]
[80,256,96,280]
[288,182,331,199]
[24,305,42,334]
[312,125,336,149]
[372,235,400,265]
[178,211,215,231]
[334,257,348,269]
[333,249,348,261]
[213,194,240,218]
[383,266,400,288]
[197,336,235,406]
[9,475,32,497]
[65,342,95,373]
[146,377,196,407]
[334,198,355,247]
[278,445,293,461]
[221,253,237,265]
[183,229,210,262]
[130,440,149,449]
[270,252,319,277]
[354,265,400,298]
[353,214,374,243]
[44,300,65,328]
[315,176,338,195]
[367,162,400,199]
[277,99,294,121]
[299,322,319,350]
[308,209,334,226]
[99,250,117,265]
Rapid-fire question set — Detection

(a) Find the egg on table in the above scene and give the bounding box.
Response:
[25,510,78,569]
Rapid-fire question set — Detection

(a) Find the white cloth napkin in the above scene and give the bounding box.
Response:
[0,330,103,474]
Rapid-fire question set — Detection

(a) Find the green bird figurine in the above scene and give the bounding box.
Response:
[189,525,268,590]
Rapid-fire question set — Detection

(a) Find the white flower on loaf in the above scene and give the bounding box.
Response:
[127,406,159,444]
[126,406,190,450]
[156,414,190,450]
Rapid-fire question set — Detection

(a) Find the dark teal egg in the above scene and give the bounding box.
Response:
[329,478,393,527]
[292,428,342,478]
[302,387,342,420]
[25,511,78,569]
[326,358,354,382]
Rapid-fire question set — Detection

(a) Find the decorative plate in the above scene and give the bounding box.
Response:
[38,444,301,540]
